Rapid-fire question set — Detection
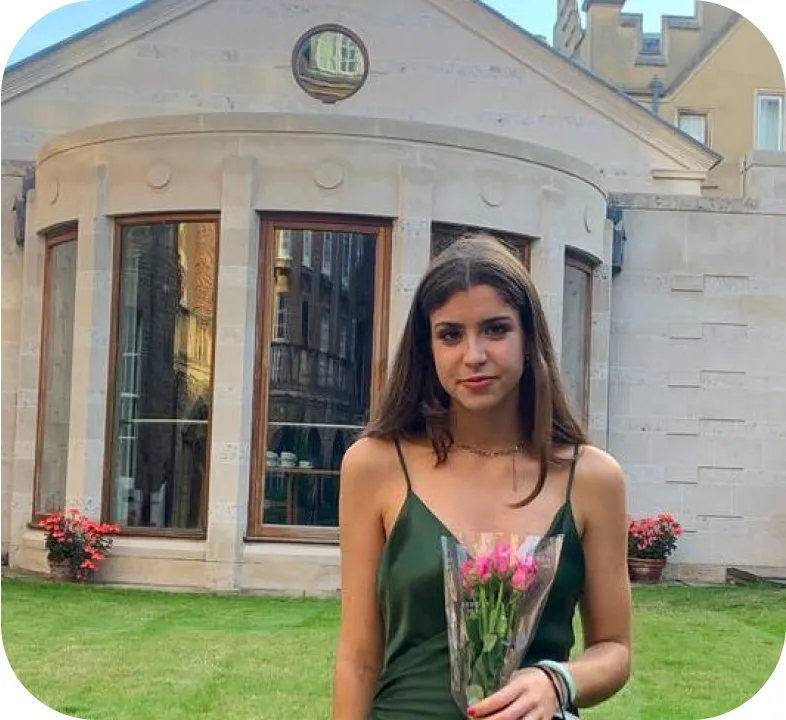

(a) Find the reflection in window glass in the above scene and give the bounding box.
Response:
[264,227,376,528]
[302,231,312,268]
[36,237,78,515]
[277,229,292,260]
[292,26,368,103]
[561,261,591,423]
[275,293,289,340]
[322,233,334,277]
[109,221,217,530]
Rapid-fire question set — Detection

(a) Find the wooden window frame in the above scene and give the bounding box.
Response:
[564,254,594,427]
[248,214,391,543]
[101,214,220,539]
[430,223,531,269]
[32,226,78,522]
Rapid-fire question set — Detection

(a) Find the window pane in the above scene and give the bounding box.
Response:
[678,113,707,145]
[263,227,376,529]
[302,230,312,268]
[561,262,591,423]
[757,96,783,151]
[109,222,217,530]
[36,239,78,515]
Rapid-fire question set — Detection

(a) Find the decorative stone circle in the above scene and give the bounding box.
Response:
[480,176,506,207]
[314,161,345,190]
[147,162,172,190]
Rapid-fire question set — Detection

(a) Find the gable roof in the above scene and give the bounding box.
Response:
[2,0,213,97]
[664,12,744,96]
[3,0,720,173]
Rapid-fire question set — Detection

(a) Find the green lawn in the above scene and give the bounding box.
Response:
[1,578,784,720]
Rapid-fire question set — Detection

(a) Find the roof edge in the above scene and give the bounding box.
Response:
[665,14,744,96]
[2,0,216,102]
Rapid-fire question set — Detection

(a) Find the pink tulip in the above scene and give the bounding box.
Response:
[511,556,538,591]
[474,554,492,584]
[491,542,512,575]
[460,559,475,588]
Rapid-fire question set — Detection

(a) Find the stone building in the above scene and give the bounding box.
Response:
[2,0,784,593]
[554,0,786,196]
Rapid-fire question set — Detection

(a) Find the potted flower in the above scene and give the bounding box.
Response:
[38,508,121,582]
[627,513,683,583]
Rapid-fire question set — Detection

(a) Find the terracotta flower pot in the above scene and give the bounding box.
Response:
[48,558,75,582]
[627,557,666,584]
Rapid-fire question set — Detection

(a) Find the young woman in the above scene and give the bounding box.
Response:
[333,236,631,720]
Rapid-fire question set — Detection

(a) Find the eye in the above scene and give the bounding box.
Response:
[436,328,462,345]
[485,323,511,338]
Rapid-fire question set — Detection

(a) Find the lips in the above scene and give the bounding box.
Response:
[460,376,496,390]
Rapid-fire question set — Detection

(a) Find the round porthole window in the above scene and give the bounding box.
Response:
[292,25,369,103]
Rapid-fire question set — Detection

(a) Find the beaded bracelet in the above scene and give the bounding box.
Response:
[535,660,576,707]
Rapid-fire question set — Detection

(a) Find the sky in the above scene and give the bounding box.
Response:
[5,0,697,67]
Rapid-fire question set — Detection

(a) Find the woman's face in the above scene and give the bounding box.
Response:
[429,284,526,414]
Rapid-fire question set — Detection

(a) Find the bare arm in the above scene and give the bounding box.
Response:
[568,447,632,707]
[332,438,388,720]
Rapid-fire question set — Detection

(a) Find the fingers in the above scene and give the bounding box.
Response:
[470,694,542,720]
[468,669,556,720]
[468,680,522,717]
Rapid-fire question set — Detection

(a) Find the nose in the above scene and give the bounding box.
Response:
[463,333,487,367]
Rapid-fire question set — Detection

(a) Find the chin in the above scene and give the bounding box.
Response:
[455,393,506,413]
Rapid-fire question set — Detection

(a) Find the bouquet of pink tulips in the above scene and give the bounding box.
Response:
[442,532,564,713]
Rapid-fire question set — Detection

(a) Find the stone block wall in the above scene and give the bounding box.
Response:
[609,192,786,579]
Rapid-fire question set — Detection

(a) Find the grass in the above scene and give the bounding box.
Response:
[1,578,784,720]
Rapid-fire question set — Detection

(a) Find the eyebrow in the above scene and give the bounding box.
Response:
[433,315,515,329]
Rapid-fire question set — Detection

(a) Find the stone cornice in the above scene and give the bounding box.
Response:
[2,0,216,103]
[36,112,606,195]
[609,192,786,216]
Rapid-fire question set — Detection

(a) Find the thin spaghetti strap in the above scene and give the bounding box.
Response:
[565,443,580,503]
[394,439,413,493]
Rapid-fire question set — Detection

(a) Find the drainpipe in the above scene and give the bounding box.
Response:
[649,76,664,115]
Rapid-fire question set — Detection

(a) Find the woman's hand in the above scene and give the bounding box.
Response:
[468,667,560,720]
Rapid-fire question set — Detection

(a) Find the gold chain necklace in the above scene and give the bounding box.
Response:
[453,441,524,458]
[453,441,526,492]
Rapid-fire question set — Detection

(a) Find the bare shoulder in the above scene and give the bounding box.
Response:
[341,436,402,500]
[342,436,400,475]
[572,445,626,523]
[575,445,625,491]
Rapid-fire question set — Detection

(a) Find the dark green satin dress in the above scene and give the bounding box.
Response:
[371,443,585,719]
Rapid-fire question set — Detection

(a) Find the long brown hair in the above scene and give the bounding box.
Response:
[364,234,588,506]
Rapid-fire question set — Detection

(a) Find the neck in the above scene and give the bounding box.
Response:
[450,400,522,451]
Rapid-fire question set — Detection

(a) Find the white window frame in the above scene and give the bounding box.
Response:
[677,110,708,146]
[756,93,784,151]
